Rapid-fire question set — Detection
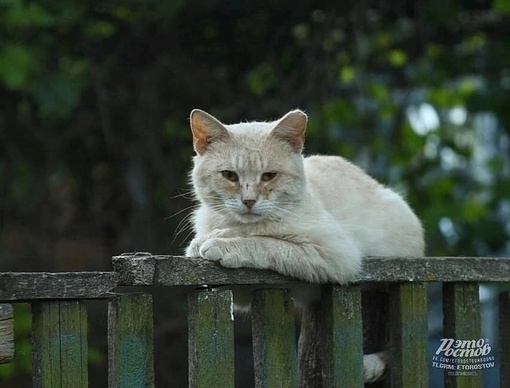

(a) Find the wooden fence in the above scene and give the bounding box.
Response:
[0,253,509,387]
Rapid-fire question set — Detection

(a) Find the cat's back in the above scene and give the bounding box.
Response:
[304,155,424,256]
[304,154,405,211]
[304,155,381,200]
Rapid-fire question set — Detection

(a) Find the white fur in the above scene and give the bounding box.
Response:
[186,111,424,283]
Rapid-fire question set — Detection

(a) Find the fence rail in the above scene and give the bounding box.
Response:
[0,253,509,387]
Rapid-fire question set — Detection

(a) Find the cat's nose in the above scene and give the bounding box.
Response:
[243,199,256,209]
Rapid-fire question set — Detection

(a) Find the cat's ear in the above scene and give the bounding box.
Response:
[270,109,308,152]
[190,109,229,155]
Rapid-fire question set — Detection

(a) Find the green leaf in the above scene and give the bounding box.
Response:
[494,0,510,13]
[3,1,54,28]
[387,49,407,67]
[85,20,116,39]
[246,62,277,96]
[340,66,355,84]
[0,45,34,89]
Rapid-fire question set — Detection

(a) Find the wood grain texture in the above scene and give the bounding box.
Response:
[31,301,88,388]
[389,283,428,388]
[108,293,154,388]
[499,292,510,388]
[0,272,118,301]
[0,304,13,364]
[113,254,510,286]
[326,286,364,387]
[251,289,297,388]
[443,283,482,388]
[188,289,235,388]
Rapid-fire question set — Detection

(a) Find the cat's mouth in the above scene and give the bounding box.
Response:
[234,211,264,223]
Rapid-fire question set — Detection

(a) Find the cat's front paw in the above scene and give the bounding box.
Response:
[199,238,224,261]
[200,238,243,268]
[186,228,237,257]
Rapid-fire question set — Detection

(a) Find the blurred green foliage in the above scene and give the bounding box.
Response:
[1,0,509,385]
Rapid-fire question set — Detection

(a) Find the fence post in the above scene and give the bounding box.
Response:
[499,292,510,388]
[188,288,235,388]
[32,300,88,388]
[389,283,428,388]
[443,282,482,388]
[251,288,297,387]
[0,304,13,364]
[329,286,364,387]
[108,293,154,388]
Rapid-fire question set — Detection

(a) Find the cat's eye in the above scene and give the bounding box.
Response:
[221,170,239,182]
[261,172,277,182]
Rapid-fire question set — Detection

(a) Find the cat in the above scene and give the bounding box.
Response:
[185,108,425,383]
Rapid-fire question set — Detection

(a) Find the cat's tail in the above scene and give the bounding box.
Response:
[363,351,387,383]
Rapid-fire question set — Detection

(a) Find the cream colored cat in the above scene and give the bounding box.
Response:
[185,108,425,383]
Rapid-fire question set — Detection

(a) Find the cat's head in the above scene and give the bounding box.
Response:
[189,109,308,224]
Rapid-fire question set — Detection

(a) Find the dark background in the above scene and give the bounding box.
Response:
[1,1,509,386]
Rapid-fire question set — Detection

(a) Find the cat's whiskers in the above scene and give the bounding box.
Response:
[165,204,197,220]
[171,211,196,246]
[168,189,195,201]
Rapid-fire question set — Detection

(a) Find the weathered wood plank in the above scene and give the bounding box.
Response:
[112,254,510,286]
[443,283,482,388]
[298,298,323,387]
[389,283,428,387]
[108,293,154,388]
[0,272,118,301]
[500,292,510,388]
[0,304,14,364]
[188,288,235,388]
[251,289,297,388]
[32,301,88,388]
[298,286,364,387]
[329,286,364,387]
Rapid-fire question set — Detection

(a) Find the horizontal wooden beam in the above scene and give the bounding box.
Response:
[1,255,508,301]
[112,253,510,286]
[0,272,119,301]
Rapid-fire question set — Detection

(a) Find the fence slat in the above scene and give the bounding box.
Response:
[108,293,154,388]
[443,282,482,388]
[0,304,13,364]
[188,288,235,388]
[298,286,364,387]
[329,286,364,387]
[252,288,297,387]
[32,301,88,388]
[500,292,510,388]
[389,283,428,387]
